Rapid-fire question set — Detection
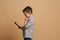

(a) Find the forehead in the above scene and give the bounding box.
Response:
[23,11,31,14]
[23,12,30,14]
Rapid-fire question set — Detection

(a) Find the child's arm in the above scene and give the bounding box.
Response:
[23,17,29,29]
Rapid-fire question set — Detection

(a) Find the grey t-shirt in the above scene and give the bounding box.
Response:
[23,16,34,38]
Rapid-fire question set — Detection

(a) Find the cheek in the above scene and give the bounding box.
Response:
[27,14,30,17]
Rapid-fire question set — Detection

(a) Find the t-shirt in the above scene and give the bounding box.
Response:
[23,16,34,38]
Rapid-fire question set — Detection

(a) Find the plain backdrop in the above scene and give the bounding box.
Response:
[0,0,60,40]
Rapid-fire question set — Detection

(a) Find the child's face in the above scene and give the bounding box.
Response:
[24,12,31,18]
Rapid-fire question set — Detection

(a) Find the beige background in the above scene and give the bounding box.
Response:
[0,0,60,40]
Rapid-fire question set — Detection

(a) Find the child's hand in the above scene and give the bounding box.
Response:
[24,17,29,26]
[22,27,25,30]
[25,17,29,20]
[22,26,28,30]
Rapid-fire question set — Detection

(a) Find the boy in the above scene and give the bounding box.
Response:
[14,6,34,40]
[22,6,34,40]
